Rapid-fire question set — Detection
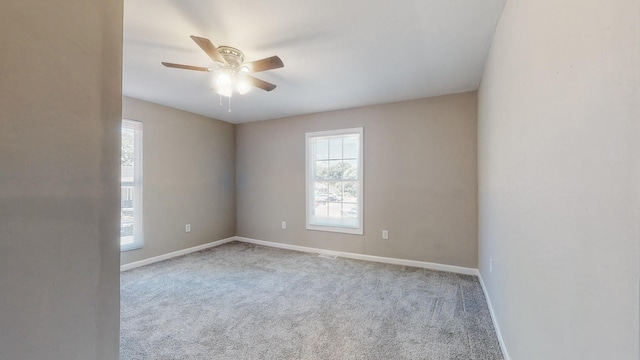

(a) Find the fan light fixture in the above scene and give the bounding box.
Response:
[213,47,249,98]
[213,66,252,98]
[215,69,235,98]
[236,67,251,95]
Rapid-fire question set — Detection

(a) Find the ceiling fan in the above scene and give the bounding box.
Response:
[162,35,284,97]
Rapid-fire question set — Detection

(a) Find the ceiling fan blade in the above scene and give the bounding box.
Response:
[243,56,284,73]
[161,62,212,72]
[190,35,228,65]
[244,75,277,91]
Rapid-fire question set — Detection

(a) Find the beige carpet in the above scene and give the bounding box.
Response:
[120,241,503,359]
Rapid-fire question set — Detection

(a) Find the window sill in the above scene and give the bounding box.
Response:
[306,225,363,235]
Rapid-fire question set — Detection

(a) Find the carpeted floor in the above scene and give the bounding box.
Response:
[120,242,503,359]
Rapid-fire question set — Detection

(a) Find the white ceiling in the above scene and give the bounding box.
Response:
[123,0,505,124]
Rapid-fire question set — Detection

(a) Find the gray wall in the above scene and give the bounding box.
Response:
[236,93,478,268]
[0,1,122,359]
[121,97,236,265]
[478,0,640,358]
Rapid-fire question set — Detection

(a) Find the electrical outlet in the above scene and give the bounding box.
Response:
[281,221,286,230]
[489,258,493,275]
[382,230,389,240]
[185,224,191,233]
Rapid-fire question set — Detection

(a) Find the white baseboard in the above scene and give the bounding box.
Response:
[234,236,479,276]
[120,237,236,272]
[478,273,511,360]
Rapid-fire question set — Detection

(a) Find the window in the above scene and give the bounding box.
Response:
[306,127,363,235]
[121,119,143,251]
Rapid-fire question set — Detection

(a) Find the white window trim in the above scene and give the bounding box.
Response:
[121,119,144,251]
[305,127,364,235]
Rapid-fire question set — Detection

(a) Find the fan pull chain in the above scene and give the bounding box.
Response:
[217,94,232,113]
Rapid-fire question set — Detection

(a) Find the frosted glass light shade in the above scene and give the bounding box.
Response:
[216,70,233,97]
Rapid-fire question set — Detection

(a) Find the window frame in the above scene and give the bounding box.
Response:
[305,127,364,235]
[121,119,144,251]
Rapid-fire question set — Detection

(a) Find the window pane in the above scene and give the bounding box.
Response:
[342,203,358,218]
[343,181,358,202]
[327,202,342,218]
[327,182,342,202]
[343,136,359,159]
[315,160,328,180]
[340,160,358,180]
[315,138,329,160]
[331,182,344,202]
[120,185,135,245]
[327,160,343,180]
[121,128,135,167]
[313,194,328,217]
[329,137,342,160]
[314,181,329,202]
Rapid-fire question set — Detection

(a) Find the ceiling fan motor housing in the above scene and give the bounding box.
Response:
[216,46,244,68]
